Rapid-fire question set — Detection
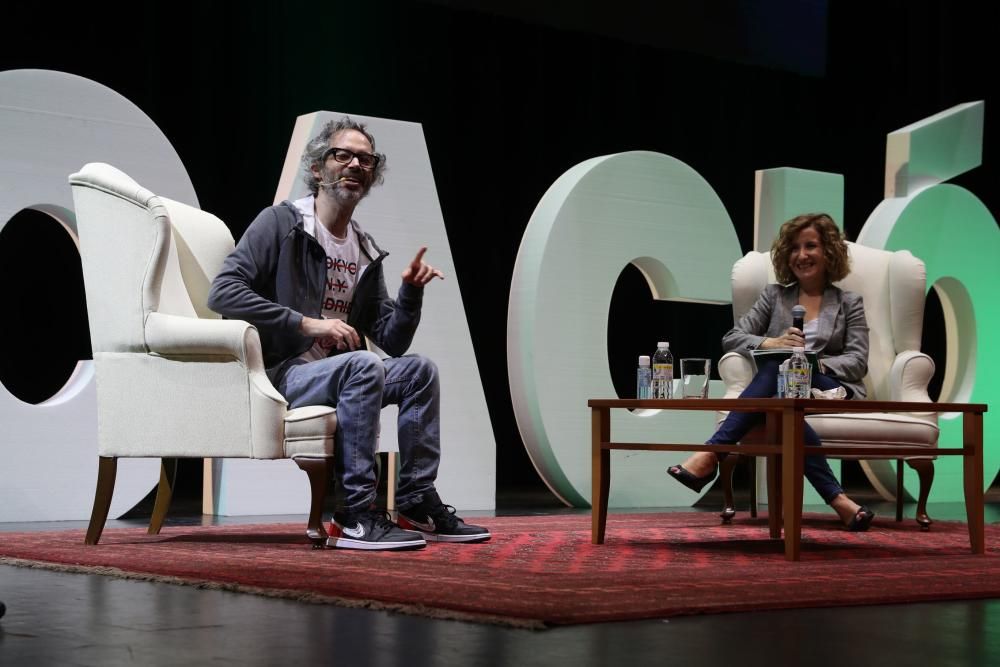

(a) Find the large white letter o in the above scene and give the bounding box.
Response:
[0,69,199,521]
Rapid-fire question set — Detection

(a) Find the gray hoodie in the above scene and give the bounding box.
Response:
[207,201,424,384]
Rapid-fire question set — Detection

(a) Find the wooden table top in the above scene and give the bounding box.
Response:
[587,397,988,413]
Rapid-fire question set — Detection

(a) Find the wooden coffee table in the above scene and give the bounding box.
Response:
[588,398,987,561]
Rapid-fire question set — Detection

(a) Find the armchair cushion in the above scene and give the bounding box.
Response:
[718,351,938,449]
[807,413,938,452]
[284,406,337,458]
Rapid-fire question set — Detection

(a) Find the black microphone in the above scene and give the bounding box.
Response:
[791,305,806,341]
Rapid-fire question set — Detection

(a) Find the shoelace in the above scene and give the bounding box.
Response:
[364,510,398,530]
[427,503,460,530]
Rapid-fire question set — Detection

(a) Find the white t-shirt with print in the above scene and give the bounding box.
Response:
[293,196,370,362]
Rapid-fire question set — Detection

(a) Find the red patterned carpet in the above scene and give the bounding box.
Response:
[2,512,998,626]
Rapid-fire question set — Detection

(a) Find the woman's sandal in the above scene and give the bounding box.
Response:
[847,506,875,532]
[667,464,718,493]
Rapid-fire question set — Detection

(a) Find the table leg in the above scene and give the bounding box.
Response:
[765,411,781,538]
[592,407,610,544]
[767,456,781,538]
[963,410,985,555]
[782,406,805,561]
[895,460,904,522]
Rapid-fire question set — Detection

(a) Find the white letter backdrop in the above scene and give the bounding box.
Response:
[508,151,741,507]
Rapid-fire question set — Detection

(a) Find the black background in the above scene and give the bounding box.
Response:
[1,0,996,498]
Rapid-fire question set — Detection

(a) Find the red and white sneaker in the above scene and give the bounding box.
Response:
[327,508,426,550]
[398,492,491,543]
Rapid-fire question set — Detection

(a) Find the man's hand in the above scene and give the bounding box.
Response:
[300,317,361,351]
[401,247,445,286]
[760,327,805,349]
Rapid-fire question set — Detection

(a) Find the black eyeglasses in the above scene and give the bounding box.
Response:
[322,147,380,170]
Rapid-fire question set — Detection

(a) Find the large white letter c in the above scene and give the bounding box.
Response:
[508,151,742,507]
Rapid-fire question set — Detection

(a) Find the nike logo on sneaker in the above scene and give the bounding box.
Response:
[342,522,366,539]
[406,517,436,532]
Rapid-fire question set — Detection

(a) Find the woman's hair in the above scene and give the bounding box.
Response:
[771,213,850,284]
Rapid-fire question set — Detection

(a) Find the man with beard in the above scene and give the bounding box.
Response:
[208,117,490,550]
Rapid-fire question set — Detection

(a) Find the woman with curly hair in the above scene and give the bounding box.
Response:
[667,213,875,531]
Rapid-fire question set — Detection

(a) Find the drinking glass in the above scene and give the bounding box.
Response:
[680,358,711,398]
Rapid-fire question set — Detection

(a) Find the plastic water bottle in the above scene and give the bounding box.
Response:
[786,347,811,398]
[777,359,789,398]
[636,355,652,399]
[651,342,674,399]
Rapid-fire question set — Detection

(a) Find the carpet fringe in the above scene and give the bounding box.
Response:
[0,556,546,630]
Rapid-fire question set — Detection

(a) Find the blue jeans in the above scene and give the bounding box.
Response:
[278,351,440,513]
[707,359,852,504]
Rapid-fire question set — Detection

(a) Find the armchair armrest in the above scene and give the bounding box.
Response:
[718,351,753,399]
[145,312,262,368]
[145,312,285,405]
[888,350,936,404]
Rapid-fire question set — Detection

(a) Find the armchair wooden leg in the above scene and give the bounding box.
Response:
[907,459,934,530]
[749,456,758,518]
[148,458,178,535]
[85,457,118,545]
[294,457,331,548]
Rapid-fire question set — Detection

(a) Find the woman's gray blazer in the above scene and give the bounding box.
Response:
[721,283,870,399]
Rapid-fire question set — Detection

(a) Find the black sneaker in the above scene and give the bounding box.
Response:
[397,492,491,543]
[327,508,426,550]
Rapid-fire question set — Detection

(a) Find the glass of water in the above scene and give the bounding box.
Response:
[680,358,711,398]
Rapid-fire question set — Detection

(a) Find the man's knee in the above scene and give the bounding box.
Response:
[346,351,386,387]
[409,354,439,384]
[349,350,384,368]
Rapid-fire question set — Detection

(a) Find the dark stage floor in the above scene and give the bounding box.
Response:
[2,490,1000,666]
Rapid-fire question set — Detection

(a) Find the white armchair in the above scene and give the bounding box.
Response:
[70,163,336,546]
[718,242,940,527]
